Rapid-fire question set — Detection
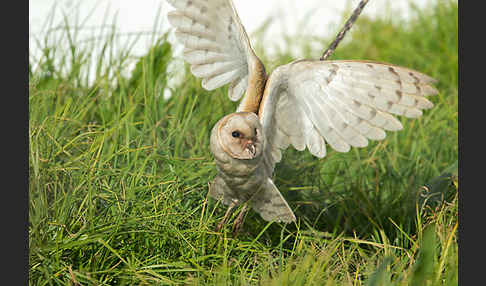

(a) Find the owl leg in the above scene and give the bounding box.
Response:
[232,203,248,236]
[215,200,237,232]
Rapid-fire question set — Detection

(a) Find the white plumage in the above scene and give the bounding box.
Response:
[166,0,438,224]
[167,0,257,101]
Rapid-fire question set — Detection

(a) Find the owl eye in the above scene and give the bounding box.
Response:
[231,131,241,138]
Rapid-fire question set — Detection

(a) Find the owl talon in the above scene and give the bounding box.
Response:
[232,204,248,236]
[215,200,237,232]
[215,219,226,232]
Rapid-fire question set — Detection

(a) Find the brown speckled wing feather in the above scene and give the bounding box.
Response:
[259,60,438,175]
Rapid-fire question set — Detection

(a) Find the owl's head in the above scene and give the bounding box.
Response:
[214,112,264,160]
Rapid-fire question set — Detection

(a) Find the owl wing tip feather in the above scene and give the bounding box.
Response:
[209,175,239,206]
[250,178,296,223]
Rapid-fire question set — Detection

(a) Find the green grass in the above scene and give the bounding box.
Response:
[29,0,458,285]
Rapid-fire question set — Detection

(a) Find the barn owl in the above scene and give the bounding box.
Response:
[166,0,438,230]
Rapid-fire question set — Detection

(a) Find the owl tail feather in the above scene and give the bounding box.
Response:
[209,176,296,223]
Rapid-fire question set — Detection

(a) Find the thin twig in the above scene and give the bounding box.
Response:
[320,0,370,61]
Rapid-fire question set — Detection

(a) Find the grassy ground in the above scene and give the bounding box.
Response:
[29,0,458,285]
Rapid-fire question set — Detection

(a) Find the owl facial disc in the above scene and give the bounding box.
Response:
[217,112,264,160]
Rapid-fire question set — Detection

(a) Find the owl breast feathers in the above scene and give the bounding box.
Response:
[167,0,438,223]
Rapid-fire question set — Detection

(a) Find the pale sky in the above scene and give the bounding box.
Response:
[29,0,432,90]
[29,0,431,56]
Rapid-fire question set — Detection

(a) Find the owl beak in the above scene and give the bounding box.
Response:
[245,140,257,157]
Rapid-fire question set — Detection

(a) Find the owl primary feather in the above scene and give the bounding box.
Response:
[166,0,438,225]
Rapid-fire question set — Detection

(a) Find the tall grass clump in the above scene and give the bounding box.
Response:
[29,0,457,285]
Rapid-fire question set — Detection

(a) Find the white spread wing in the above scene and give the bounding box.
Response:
[167,0,259,101]
[259,60,438,174]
